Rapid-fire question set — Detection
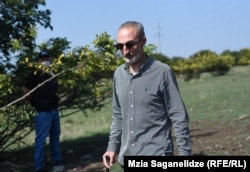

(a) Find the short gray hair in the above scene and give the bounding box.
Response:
[118,21,145,39]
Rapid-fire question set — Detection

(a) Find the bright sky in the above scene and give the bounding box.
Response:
[37,0,250,58]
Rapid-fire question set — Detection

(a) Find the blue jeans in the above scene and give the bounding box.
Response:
[34,108,62,170]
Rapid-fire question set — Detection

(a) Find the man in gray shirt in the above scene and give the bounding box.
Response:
[103,21,192,170]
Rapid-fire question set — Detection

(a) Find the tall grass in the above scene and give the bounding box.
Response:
[178,65,250,155]
[60,107,112,141]
[179,65,250,122]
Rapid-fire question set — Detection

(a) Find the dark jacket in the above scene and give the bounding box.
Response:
[25,71,59,112]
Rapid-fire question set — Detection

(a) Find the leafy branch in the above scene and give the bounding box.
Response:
[1,67,77,111]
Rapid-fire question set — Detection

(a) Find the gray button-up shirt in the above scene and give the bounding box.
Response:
[107,57,192,165]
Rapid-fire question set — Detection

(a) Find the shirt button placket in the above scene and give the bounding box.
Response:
[129,89,135,149]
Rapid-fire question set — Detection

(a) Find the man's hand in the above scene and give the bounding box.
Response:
[102,151,116,169]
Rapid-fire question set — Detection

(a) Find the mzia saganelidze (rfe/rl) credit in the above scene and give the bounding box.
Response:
[124,156,249,171]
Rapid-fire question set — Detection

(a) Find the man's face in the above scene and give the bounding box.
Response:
[116,27,144,64]
[38,56,51,67]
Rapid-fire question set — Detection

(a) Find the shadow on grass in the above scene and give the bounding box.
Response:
[0,130,218,171]
[0,132,110,172]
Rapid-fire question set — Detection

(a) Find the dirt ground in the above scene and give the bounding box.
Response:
[1,120,249,172]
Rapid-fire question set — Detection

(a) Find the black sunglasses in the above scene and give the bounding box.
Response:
[115,40,139,50]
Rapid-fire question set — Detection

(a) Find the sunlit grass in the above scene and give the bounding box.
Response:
[60,106,112,141]
[179,65,250,122]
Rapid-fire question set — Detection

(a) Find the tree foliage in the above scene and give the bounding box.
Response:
[221,48,250,66]
[0,0,52,71]
[0,33,125,152]
[151,53,170,64]
[172,50,235,81]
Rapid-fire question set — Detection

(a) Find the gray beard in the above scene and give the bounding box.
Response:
[125,54,140,64]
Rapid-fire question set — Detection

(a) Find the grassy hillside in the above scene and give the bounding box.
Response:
[179,65,250,155]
